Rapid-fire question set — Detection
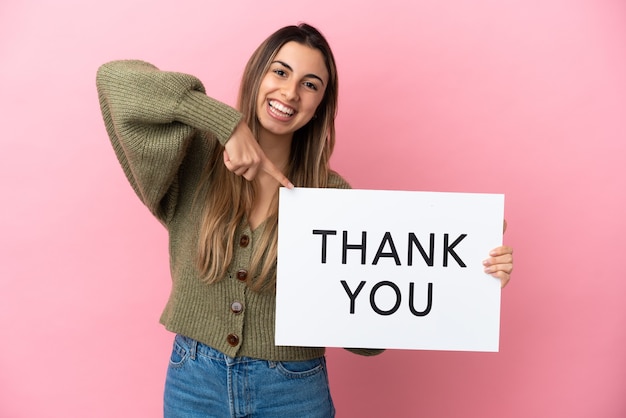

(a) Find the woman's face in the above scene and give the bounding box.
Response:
[256,41,329,140]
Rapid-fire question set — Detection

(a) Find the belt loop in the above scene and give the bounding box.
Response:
[189,337,197,360]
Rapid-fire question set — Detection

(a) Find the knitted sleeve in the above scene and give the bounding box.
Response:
[345,348,385,356]
[96,60,242,223]
[326,171,349,189]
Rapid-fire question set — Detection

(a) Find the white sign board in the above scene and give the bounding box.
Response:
[276,188,504,352]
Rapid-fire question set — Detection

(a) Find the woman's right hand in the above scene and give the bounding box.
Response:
[223,121,294,189]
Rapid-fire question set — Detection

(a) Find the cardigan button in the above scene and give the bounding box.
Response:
[231,301,244,314]
[239,234,250,247]
[236,269,248,281]
[227,334,240,347]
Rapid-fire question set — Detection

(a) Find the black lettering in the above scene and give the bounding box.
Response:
[342,231,367,265]
[407,233,435,267]
[372,232,401,265]
[369,281,401,316]
[408,282,433,316]
[340,280,366,314]
[443,233,467,267]
[312,230,337,264]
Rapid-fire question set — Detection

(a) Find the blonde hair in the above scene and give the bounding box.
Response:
[195,23,339,291]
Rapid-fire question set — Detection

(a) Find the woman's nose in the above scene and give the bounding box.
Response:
[280,81,298,101]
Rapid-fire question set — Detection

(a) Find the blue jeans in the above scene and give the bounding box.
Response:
[163,334,335,417]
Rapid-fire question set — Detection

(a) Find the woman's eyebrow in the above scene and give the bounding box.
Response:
[272,60,325,86]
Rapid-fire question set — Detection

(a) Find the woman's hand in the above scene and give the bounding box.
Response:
[483,220,513,288]
[483,246,514,288]
[223,121,294,189]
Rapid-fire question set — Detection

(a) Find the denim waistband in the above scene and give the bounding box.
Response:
[174,334,315,366]
[175,334,221,360]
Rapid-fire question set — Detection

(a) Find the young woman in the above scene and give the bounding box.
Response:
[96,23,513,417]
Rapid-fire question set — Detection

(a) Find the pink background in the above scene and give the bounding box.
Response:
[1,0,625,417]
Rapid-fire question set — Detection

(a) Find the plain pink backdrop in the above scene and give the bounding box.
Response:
[1,0,625,417]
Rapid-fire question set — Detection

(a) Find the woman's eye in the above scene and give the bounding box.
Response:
[273,69,286,77]
[303,81,318,91]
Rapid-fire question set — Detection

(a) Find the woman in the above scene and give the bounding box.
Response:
[97,23,513,417]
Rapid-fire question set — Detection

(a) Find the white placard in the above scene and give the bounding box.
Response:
[276,188,504,352]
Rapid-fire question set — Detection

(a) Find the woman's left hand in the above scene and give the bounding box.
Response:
[483,246,514,288]
[482,220,513,288]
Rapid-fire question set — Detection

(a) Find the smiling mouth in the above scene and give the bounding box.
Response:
[268,100,296,118]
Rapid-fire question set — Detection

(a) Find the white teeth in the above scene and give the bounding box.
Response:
[269,100,295,116]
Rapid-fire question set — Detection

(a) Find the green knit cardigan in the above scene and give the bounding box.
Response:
[96,60,383,360]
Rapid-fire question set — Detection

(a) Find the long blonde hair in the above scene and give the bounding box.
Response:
[195,23,339,291]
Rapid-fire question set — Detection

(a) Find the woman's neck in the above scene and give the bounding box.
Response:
[247,131,292,230]
[258,130,293,173]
